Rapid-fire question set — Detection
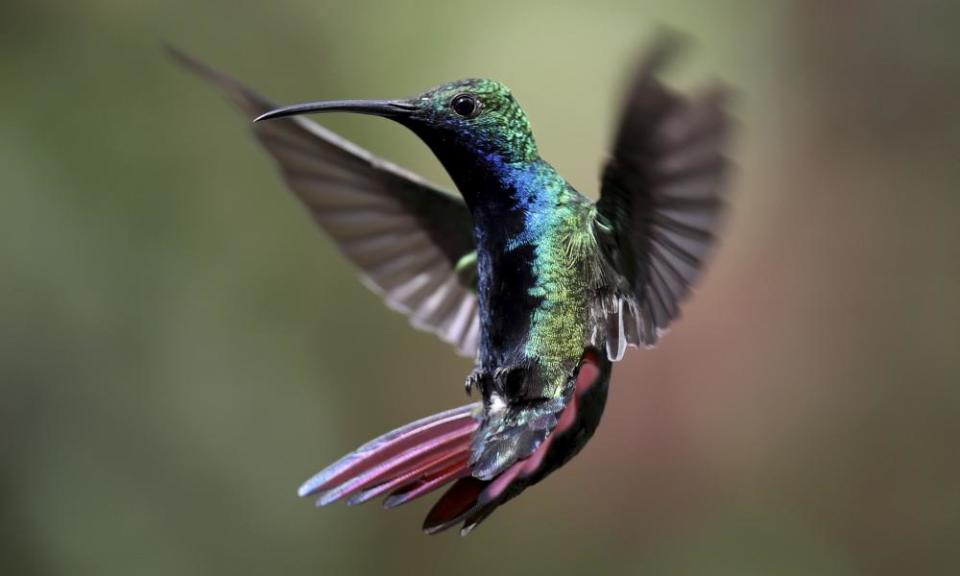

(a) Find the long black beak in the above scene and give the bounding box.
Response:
[254,99,417,123]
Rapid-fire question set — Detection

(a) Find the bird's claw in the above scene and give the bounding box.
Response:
[465,368,482,397]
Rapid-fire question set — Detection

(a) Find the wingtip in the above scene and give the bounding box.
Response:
[640,27,691,75]
[163,43,209,77]
[163,44,273,119]
[161,42,185,61]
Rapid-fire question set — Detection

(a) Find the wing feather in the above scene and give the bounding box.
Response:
[596,33,732,354]
[170,48,480,357]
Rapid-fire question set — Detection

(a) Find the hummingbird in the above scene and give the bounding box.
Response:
[170,33,730,536]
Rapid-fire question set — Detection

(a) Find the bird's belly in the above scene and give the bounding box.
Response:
[476,247,598,405]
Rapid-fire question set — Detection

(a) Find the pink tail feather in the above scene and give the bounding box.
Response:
[381,456,472,508]
[299,351,604,535]
[298,403,480,507]
[422,352,603,534]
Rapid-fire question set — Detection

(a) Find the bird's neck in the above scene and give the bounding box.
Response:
[433,148,577,367]
[434,149,569,251]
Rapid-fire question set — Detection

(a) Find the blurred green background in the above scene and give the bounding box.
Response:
[2,0,958,574]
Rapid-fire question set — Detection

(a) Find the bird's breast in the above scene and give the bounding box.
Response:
[475,240,539,368]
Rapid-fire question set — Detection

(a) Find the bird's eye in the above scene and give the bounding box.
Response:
[450,93,481,118]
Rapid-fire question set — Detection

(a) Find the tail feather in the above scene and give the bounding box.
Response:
[423,353,606,533]
[422,477,488,535]
[343,448,469,506]
[298,403,479,498]
[298,352,606,534]
[420,458,525,535]
[382,458,472,509]
[314,428,473,506]
[460,504,499,536]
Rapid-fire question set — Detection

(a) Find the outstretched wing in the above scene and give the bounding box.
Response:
[170,49,481,357]
[595,33,732,359]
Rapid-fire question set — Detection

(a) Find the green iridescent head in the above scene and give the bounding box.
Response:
[256,78,539,163]
[408,79,538,161]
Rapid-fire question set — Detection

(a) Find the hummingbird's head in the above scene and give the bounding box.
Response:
[256,78,539,165]
[405,79,538,162]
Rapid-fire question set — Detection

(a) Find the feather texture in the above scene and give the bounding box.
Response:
[169,47,482,357]
[596,32,732,352]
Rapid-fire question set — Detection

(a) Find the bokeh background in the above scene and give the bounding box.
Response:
[2,0,958,574]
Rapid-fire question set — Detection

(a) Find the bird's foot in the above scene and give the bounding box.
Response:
[464,367,483,397]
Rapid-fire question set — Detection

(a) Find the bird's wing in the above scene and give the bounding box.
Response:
[595,33,732,359]
[170,49,481,357]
